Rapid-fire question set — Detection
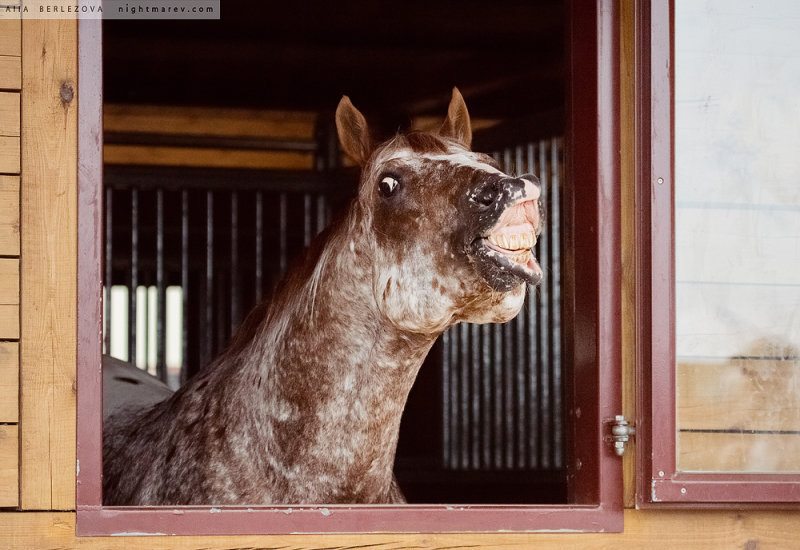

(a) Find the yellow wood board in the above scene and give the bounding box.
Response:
[104,103,317,139]
[0,341,19,422]
[2,510,800,549]
[104,144,314,170]
[0,135,20,173]
[0,305,18,339]
[19,18,77,511]
[0,426,18,507]
[679,431,800,472]
[678,359,800,432]
[0,56,21,91]
[0,257,17,306]
[0,175,19,255]
[0,21,21,57]
[0,92,19,137]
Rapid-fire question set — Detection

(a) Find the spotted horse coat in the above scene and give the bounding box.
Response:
[103,88,544,505]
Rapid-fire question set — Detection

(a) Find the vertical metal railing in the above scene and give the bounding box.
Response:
[441,137,564,471]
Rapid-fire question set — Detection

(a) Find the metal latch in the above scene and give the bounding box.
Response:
[608,415,635,456]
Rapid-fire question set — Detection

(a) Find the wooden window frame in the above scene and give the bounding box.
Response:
[76,0,624,535]
[635,0,800,507]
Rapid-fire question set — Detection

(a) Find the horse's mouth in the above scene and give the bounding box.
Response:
[470,199,543,291]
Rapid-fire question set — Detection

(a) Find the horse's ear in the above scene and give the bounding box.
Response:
[335,96,372,166]
[439,87,472,149]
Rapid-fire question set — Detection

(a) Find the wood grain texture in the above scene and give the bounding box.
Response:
[19,19,77,511]
[104,104,316,138]
[0,258,18,305]
[0,57,21,91]
[0,135,20,173]
[103,144,314,169]
[3,510,800,549]
[679,431,800,472]
[619,0,637,510]
[0,92,19,137]
[0,175,19,255]
[0,341,19,422]
[0,21,22,57]
[0,426,18,507]
[0,305,18,339]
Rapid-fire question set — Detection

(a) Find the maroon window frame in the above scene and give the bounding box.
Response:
[76,0,623,535]
[635,0,800,506]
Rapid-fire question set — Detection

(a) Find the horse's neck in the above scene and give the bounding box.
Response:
[221,224,438,500]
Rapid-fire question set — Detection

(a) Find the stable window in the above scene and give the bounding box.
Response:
[77,0,623,534]
[637,0,800,504]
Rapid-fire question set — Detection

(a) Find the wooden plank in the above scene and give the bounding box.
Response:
[678,356,800,432]
[104,104,317,139]
[19,18,77,511]
[0,305,18,339]
[0,57,21,91]
[103,144,314,170]
[0,93,19,137]
[0,175,19,255]
[0,341,18,422]
[4,510,800,549]
[0,258,18,305]
[0,136,20,173]
[0,21,22,57]
[619,0,637,509]
[679,431,800,472]
[0,426,18,507]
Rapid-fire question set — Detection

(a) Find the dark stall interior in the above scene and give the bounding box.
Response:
[102,0,567,504]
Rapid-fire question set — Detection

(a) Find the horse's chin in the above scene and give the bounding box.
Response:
[469,238,543,292]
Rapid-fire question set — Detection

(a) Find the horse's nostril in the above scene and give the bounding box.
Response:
[474,182,500,208]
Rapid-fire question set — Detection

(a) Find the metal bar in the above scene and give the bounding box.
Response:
[104,131,319,153]
[180,190,189,385]
[492,323,503,469]
[204,190,214,367]
[156,188,166,382]
[449,328,460,469]
[303,193,312,247]
[129,188,138,367]
[104,187,113,355]
[470,323,480,469]
[481,324,491,468]
[279,193,288,275]
[459,322,469,470]
[503,321,514,469]
[230,191,240,334]
[255,191,264,303]
[538,140,552,469]
[551,137,564,468]
[441,330,451,468]
[316,194,326,236]
[527,142,539,469]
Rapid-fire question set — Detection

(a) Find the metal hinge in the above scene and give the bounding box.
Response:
[608,415,636,457]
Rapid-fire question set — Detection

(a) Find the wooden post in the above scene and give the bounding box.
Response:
[19,19,78,511]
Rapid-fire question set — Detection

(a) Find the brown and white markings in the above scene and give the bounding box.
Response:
[102,88,544,505]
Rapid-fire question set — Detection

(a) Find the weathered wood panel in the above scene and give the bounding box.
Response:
[4,510,800,549]
[103,144,313,169]
[0,425,18,507]
[0,92,19,137]
[19,19,77,511]
[0,21,22,57]
[679,432,800,472]
[0,175,19,255]
[0,341,18,423]
[0,135,20,173]
[0,57,21,91]
[678,358,800,433]
[0,258,17,306]
[104,104,316,139]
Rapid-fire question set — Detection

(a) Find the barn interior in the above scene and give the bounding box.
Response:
[101,0,568,504]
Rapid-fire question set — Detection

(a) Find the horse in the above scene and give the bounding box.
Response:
[102,88,543,505]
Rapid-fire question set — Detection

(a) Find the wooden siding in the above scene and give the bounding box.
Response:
[0,17,20,512]
[19,18,78,511]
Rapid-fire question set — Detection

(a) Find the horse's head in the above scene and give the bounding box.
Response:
[336,88,543,333]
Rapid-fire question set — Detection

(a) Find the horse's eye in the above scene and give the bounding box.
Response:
[379,176,400,197]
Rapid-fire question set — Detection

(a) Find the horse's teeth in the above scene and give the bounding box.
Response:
[509,235,519,250]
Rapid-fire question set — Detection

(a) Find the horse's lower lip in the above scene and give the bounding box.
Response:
[477,237,543,286]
